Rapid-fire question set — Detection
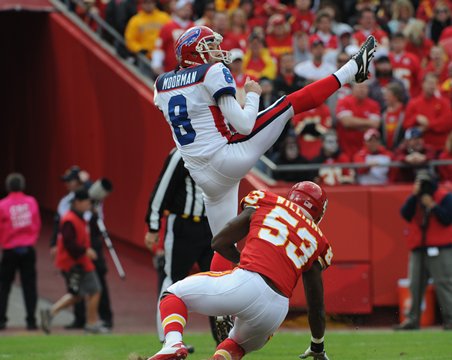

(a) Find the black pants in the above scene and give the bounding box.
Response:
[0,247,37,326]
[71,266,113,327]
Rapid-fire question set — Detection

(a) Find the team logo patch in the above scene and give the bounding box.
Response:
[303,200,313,209]
[176,28,201,56]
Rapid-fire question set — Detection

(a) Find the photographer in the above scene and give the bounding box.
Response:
[395,170,452,330]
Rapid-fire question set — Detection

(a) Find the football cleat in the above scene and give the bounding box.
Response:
[351,35,377,83]
[40,308,53,334]
[147,342,188,360]
[215,315,234,342]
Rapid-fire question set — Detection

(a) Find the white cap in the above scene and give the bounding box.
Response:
[175,0,193,10]
[230,48,244,62]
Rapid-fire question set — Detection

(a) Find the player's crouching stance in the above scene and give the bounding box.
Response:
[146,182,333,360]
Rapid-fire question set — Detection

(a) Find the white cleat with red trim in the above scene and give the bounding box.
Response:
[147,342,188,360]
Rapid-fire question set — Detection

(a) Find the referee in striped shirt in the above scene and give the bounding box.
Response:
[144,148,215,343]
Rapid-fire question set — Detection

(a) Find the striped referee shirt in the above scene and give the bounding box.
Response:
[145,148,206,232]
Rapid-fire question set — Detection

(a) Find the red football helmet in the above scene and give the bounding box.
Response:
[287,181,328,224]
[174,26,231,68]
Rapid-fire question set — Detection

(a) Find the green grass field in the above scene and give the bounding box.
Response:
[0,330,451,359]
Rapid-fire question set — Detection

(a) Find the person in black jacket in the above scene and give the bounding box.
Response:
[144,148,222,345]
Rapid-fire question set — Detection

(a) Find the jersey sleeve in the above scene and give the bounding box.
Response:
[317,241,333,270]
[204,63,237,101]
[240,190,267,210]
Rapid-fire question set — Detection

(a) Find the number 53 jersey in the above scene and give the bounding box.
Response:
[154,62,236,169]
[239,190,333,298]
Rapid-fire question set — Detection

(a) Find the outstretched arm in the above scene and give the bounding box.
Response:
[211,207,255,264]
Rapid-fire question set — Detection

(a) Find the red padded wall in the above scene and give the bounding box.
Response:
[0,12,174,247]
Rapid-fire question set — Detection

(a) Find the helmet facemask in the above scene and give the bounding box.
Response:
[196,32,231,65]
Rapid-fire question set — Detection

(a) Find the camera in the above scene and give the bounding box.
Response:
[88,178,113,202]
[416,170,437,196]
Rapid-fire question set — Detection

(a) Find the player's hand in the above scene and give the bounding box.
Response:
[145,231,159,251]
[300,347,330,360]
[244,77,262,96]
[86,247,97,260]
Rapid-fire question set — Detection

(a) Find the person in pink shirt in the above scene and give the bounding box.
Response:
[0,173,41,330]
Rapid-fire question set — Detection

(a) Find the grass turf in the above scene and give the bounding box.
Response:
[0,330,451,359]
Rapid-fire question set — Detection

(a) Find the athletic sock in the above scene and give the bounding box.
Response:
[287,75,340,115]
[159,294,188,344]
[212,338,245,360]
[333,59,358,86]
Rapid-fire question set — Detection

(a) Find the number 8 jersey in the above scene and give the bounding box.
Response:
[239,190,333,298]
[154,62,236,170]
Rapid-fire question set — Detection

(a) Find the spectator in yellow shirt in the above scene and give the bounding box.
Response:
[124,0,171,58]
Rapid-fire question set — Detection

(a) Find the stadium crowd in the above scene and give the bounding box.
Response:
[72,0,452,184]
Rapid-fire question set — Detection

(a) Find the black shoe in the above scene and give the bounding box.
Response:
[64,321,85,330]
[393,320,419,330]
[351,35,377,83]
[27,323,38,330]
[186,344,195,354]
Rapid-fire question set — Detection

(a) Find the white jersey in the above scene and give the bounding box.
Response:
[154,62,237,170]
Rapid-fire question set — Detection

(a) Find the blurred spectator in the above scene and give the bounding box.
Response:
[327,51,353,117]
[395,170,452,330]
[404,73,452,153]
[389,32,421,98]
[294,37,336,82]
[258,77,278,111]
[41,189,107,334]
[416,0,452,23]
[392,128,437,182]
[0,173,41,331]
[215,0,239,12]
[382,82,407,150]
[227,8,248,50]
[266,14,293,57]
[211,11,240,50]
[151,0,194,75]
[421,45,449,83]
[243,31,277,80]
[353,129,393,185]
[440,61,452,103]
[438,130,452,181]
[403,19,434,67]
[290,0,314,34]
[336,82,381,159]
[124,0,171,59]
[312,10,338,51]
[311,130,355,186]
[195,1,215,27]
[352,8,389,48]
[387,0,416,34]
[368,55,408,112]
[227,48,248,107]
[105,0,137,58]
[427,1,452,43]
[319,2,354,40]
[292,31,311,64]
[273,52,306,99]
[292,102,332,161]
[271,136,310,182]
[439,25,452,59]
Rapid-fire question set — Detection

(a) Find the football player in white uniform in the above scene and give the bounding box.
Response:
[154,25,377,271]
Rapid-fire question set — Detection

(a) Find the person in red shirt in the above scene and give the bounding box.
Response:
[336,81,381,158]
[353,8,389,48]
[0,173,41,331]
[243,31,277,80]
[290,0,315,34]
[265,13,293,58]
[151,0,194,74]
[311,10,338,51]
[40,189,107,334]
[438,130,452,181]
[227,8,249,51]
[212,11,241,51]
[292,102,332,160]
[421,45,449,84]
[353,129,393,185]
[389,32,421,98]
[382,82,407,150]
[404,19,433,67]
[147,183,333,360]
[403,72,452,152]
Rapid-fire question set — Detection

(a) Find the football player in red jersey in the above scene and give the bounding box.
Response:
[146,182,332,360]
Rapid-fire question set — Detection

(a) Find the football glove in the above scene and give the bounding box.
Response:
[299,347,330,360]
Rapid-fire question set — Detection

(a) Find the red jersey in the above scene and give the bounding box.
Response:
[155,20,194,72]
[317,153,355,186]
[382,104,405,150]
[239,190,333,298]
[421,62,449,84]
[353,28,388,46]
[336,95,381,158]
[266,34,293,58]
[389,52,421,98]
[404,94,452,151]
[290,9,315,34]
[292,104,332,160]
[405,38,433,65]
